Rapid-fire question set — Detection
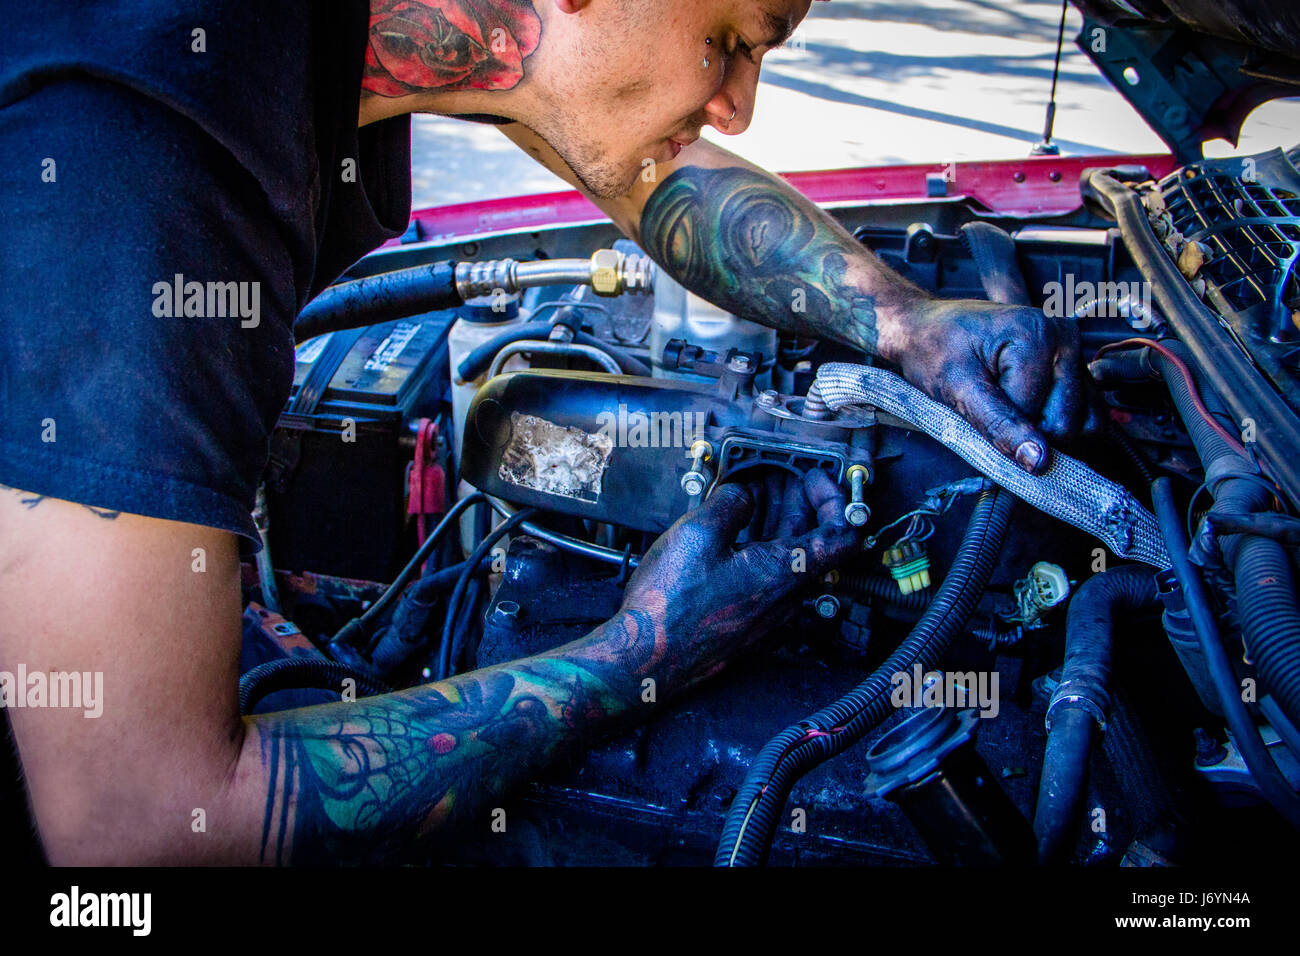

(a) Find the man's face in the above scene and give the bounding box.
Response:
[530,0,811,199]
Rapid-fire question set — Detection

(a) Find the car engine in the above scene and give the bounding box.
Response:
[215,141,1300,867]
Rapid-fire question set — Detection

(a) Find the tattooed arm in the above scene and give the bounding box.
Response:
[1,471,851,865]
[248,612,658,865]
[244,470,853,864]
[501,129,1085,473]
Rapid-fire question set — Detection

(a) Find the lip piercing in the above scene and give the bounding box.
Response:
[703,36,711,68]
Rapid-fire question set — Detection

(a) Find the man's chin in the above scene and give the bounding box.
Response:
[559,152,643,201]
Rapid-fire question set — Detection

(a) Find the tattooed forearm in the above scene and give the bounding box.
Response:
[256,609,664,865]
[362,0,542,98]
[639,165,924,356]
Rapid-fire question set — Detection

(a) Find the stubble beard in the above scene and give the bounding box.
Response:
[535,111,641,201]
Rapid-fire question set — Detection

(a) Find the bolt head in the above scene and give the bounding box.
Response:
[814,595,840,619]
[681,473,705,496]
[492,600,521,627]
[756,389,778,408]
[844,501,870,526]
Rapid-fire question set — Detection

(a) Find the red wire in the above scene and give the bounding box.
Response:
[1094,338,1249,456]
[755,724,849,796]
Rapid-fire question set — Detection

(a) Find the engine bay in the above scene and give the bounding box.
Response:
[237,145,1300,866]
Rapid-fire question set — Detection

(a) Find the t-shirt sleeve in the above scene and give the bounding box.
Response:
[0,78,300,546]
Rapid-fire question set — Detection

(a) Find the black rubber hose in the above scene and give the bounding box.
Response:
[1147,344,1300,733]
[1034,564,1158,863]
[572,330,652,376]
[716,483,1015,866]
[294,260,460,343]
[1151,478,1300,828]
[239,659,394,716]
[840,571,931,612]
[455,321,650,382]
[960,220,1031,306]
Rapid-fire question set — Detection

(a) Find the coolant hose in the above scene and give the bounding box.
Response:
[295,260,460,343]
[715,483,1016,866]
[239,659,393,715]
[812,363,1170,568]
[1151,478,1300,828]
[1034,565,1158,863]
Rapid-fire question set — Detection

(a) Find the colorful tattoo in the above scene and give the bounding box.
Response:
[362,0,542,98]
[640,165,920,355]
[257,610,666,865]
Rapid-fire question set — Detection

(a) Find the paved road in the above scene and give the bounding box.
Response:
[410,0,1299,208]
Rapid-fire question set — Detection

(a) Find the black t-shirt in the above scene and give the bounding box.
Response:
[0,0,412,546]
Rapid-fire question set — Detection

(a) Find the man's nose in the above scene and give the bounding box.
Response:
[704,60,760,135]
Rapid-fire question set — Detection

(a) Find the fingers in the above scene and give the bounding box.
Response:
[995,338,1053,420]
[1037,324,1085,442]
[786,521,859,582]
[757,470,791,539]
[692,480,755,550]
[802,467,847,527]
[957,377,1051,474]
[788,468,858,575]
[747,468,857,597]
[774,471,812,538]
[740,477,768,543]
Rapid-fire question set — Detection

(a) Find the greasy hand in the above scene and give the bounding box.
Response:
[888,298,1084,473]
[618,469,859,686]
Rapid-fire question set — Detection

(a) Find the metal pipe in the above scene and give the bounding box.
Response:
[486,496,640,568]
[487,340,622,377]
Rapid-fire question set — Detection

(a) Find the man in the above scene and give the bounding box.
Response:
[0,0,1081,864]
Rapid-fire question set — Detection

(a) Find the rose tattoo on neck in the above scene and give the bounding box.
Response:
[363,0,542,97]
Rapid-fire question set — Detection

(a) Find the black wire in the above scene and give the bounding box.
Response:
[436,508,537,680]
[333,493,486,656]
[372,494,485,623]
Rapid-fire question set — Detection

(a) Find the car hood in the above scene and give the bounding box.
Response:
[1070,0,1300,161]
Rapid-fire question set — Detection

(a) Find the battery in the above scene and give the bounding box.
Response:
[265,312,455,582]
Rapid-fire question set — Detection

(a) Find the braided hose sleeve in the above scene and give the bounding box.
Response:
[813,363,1169,569]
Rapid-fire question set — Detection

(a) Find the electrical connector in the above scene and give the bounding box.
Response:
[1012,561,1071,629]
[883,541,931,595]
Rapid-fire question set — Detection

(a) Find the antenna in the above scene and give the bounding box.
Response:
[1033,0,1069,156]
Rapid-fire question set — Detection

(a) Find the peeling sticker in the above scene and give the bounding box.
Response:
[499,412,613,502]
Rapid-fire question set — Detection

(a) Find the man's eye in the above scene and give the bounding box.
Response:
[726,37,757,63]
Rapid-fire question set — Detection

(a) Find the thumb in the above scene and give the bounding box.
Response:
[956,379,1051,474]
